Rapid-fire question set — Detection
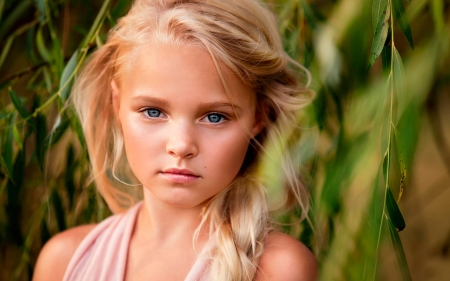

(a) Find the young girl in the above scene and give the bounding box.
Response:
[33,0,317,280]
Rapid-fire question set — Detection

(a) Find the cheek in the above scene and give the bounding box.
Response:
[120,117,162,173]
[206,131,250,180]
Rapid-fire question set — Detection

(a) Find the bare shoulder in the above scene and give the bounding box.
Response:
[256,232,318,281]
[33,224,97,281]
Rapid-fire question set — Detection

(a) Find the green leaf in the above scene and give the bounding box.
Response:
[65,145,76,209]
[52,38,64,77]
[0,154,12,179]
[381,44,391,74]
[368,1,390,69]
[1,116,14,180]
[40,219,51,245]
[300,0,316,29]
[43,66,52,92]
[392,0,414,49]
[372,0,388,32]
[396,103,420,169]
[72,116,86,150]
[386,187,406,231]
[11,145,25,193]
[26,26,39,64]
[393,47,406,117]
[51,188,66,231]
[0,113,10,120]
[34,113,47,172]
[382,150,389,182]
[34,0,45,21]
[0,0,33,42]
[13,125,23,151]
[80,0,113,49]
[0,35,13,71]
[431,0,444,32]
[44,115,70,149]
[0,0,5,23]
[8,88,29,118]
[36,23,50,61]
[0,80,11,90]
[391,129,406,200]
[387,218,412,281]
[60,50,79,102]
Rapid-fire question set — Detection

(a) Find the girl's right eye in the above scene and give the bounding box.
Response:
[143,108,162,118]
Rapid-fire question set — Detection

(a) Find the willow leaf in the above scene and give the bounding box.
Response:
[2,116,14,181]
[13,125,23,151]
[36,23,50,61]
[372,0,388,32]
[386,187,405,231]
[369,0,390,69]
[387,218,412,281]
[60,50,79,102]
[0,35,13,71]
[0,0,4,23]
[35,0,45,21]
[393,47,406,117]
[301,0,316,29]
[35,113,47,172]
[44,115,70,150]
[80,0,112,49]
[43,66,52,92]
[431,0,444,32]
[393,129,407,202]
[71,116,86,150]
[381,45,391,74]
[51,188,66,231]
[8,88,29,119]
[392,0,414,49]
[0,113,10,120]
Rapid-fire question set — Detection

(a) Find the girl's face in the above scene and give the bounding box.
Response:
[112,44,263,209]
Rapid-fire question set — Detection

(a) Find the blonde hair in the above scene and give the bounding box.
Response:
[72,0,313,280]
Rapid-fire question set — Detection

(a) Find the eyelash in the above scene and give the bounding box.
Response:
[143,108,163,118]
[203,112,228,124]
[141,108,229,124]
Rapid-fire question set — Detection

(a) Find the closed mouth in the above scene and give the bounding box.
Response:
[161,168,199,177]
[159,168,201,183]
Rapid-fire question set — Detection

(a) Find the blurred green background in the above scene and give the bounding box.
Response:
[0,0,449,280]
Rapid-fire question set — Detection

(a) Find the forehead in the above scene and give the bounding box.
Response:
[118,43,256,108]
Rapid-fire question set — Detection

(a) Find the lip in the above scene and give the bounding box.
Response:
[159,168,201,184]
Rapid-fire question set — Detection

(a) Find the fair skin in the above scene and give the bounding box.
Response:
[33,44,317,281]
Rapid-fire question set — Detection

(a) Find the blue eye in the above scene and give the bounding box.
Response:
[206,113,224,123]
[145,108,162,118]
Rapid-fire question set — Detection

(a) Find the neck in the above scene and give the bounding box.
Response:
[135,188,209,248]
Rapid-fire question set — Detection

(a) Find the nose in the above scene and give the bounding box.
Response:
[165,121,198,159]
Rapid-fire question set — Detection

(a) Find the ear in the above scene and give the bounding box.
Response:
[250,115,265,138]
[111,79,121,121]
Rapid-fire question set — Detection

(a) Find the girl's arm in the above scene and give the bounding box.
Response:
[32,224,97,281]
[256,232,318,281]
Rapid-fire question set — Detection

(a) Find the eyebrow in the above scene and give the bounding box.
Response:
[130,95,242,112]
[130,96,169,107]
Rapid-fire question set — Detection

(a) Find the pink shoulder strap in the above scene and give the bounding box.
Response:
[63,203,141,281]
[63,202,214,281]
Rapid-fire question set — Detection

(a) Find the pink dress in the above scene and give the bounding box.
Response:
[63,202,212,281]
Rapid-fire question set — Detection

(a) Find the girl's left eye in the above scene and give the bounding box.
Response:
[143,108,163,118]
[205,113,226,123]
